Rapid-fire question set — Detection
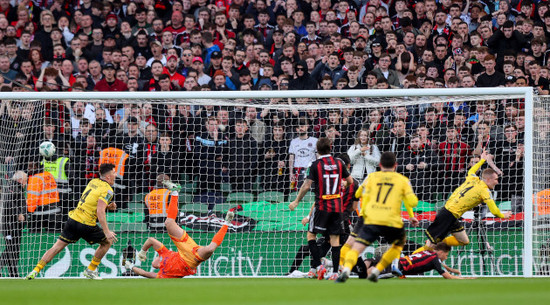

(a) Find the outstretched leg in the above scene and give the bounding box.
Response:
[196,211,234,260]
[164,189,186,238]
[26,240,69,279]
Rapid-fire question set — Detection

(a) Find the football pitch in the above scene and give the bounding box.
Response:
[2,278,550,305]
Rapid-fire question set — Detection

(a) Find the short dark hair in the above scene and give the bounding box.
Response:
[337,153,351,166]
[317,137,332,155]
[99,163,116,176]
[434,242,452,252]
[380,151,396,168]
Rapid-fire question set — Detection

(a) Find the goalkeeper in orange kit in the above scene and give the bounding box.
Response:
[123,181,234,278]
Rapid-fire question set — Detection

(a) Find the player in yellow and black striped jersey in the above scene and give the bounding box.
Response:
[414,151,512,254]
[336,152,419,283]
[26,164,119,280]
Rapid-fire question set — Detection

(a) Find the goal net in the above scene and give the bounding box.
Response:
[0,88,541,278]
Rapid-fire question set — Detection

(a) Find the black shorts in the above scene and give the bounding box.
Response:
[425,207,464,243]
[308,208,344,235]
[356,224,406,246]
[59,218,106,245]
[350,216,364,238]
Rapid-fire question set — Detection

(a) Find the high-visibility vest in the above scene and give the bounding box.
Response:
[535,189,550,215]
[144,188,170,228]
[27,172,60,213]
[42,157,71,193]
[99,148,129,189]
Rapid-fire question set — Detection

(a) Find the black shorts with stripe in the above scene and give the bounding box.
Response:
[59,218,106,245]
[356,224,406,246]
[308,208,344,235]
[425,207,464,243]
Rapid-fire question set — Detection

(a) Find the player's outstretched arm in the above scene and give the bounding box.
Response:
[125,261,157,279]
[138,237,163,261]
[289,179,313,211]
[486,200,510,219]
[441,272,476,279]
[443,263,461,275]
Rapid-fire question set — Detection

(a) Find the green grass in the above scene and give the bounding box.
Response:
[2,278,550,305]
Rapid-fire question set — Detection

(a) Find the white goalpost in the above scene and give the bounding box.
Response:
[0,87,544,278]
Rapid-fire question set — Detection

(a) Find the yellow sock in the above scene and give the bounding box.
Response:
[33,260,46,273]
[443,236,463,247]
[88,256,101,271]
[340,243,352,266]
[343,249,360,270]
[412,245,432,255]
[376,245,403,272]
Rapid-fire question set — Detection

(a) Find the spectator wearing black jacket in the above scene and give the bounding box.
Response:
[228,119,258,192]
[0,171,27,278]
[289,60,318,90]
[194,116,229,194]
[150,133,180,185]
[397,135,437,202]
[487,21,527,59]
[476,54,506,87]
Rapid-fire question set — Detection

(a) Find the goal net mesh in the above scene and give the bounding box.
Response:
[0,91,538,278]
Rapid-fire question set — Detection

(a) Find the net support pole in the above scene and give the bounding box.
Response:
[523,88,534,278]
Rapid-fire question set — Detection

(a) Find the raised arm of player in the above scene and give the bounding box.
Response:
[97,198,117,243]
[289,179,313,211]
[403,179,419,226]
[468,157,486,176]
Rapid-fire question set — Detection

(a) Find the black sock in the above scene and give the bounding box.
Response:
[288,245,310,274]
[308,240,321,269]
[331,246,341,273]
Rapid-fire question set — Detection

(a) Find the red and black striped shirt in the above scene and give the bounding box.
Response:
[399,251,446,275]
[307,155,350,213]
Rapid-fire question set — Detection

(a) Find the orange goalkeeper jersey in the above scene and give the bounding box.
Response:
[156,246,197,279]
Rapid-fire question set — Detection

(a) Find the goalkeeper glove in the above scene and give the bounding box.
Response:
[124,260,134,270]
[137,250,147,262]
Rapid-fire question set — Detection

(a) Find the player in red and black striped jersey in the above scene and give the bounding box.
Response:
[289,138,354,280]
[365,242,472,279]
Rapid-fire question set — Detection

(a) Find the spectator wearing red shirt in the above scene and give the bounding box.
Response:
[438,127,472,194]
[164,55,185,89]
[94,63,128,91]
[164,10,186,36]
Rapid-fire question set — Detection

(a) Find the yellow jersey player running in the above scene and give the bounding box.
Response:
[414,151,512,254]
[337,152,419,283]
[26,163,118,280]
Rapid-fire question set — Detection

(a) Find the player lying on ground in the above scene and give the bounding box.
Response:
[414,151,511,254]
[366,242,474,279]
[123,181,234,278]
[26,163,118,280]
[337,152,419,283]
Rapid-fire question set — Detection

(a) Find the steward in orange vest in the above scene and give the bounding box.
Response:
[27,170,61,232]
[144,174,176,231]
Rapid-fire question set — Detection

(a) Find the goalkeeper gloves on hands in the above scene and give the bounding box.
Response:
[124,260,134,270]
[137,250,147,262]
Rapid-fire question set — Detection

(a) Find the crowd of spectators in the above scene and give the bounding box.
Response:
[1,0,548,211]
